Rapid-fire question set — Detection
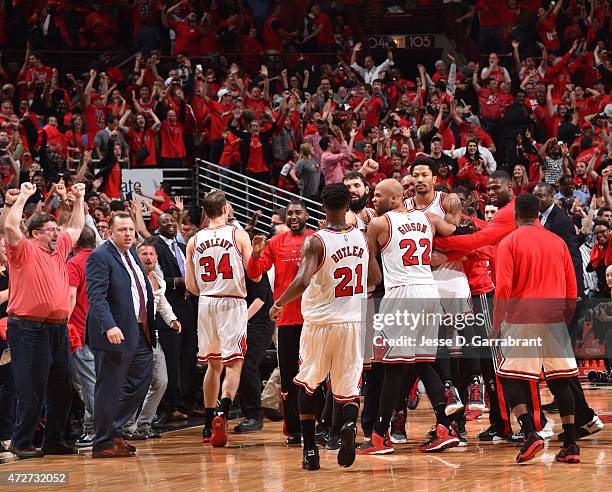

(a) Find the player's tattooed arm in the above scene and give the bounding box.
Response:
[269,235,322,320]
[185,236,199,296]
[426,212,457,237]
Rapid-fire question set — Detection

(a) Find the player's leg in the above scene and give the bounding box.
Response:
[277,324,303,444]
[389,365,415,444]
[299,387,320,470]
[547,377,580,463]
[361,362,383,438]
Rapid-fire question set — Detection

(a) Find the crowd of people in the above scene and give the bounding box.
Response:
[0,0,609,472]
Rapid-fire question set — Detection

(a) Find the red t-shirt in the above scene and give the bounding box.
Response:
[314,12,334,45]
[103,162,122,199]
[67,248,93,342]
[83,104,107,141]
[365,97,383,126]
[160,120,186,158]
[206,100,232,140]
[246,229,315,326]
[477,88,503,120]
[126,127,158,167]
[245,98,268,119]
[169,20,202,57]
[537,13,560,51]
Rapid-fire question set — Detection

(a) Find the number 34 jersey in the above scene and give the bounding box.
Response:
[381,210,435,291]
[301,227,369,324]
[192,225,247,298]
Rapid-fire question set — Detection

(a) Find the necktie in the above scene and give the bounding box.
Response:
[173,240,185,276]
[124,251,150,342]
[538,213,544,223]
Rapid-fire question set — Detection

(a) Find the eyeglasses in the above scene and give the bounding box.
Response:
[37,227,60,234]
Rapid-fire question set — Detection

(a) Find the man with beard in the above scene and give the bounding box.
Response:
[246,199,315,445]
[344,170,376,232]
[153,213,198,422]
[357,179,461,454]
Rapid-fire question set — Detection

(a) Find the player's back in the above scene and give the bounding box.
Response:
[192,225,246,298]
[381,210,435,291]
[302,227,368,323]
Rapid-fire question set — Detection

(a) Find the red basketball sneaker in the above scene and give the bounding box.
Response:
[555,444,580,464]
[210,415,228,447]
[418,424,460,452]
[356,432,394,455]
[516,432,544,463]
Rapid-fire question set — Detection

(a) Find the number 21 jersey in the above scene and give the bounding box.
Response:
[301,227,368,323]
[192,225,246,298]
[381,210,434,291]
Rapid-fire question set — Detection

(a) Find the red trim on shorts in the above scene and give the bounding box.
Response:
[545,368,579,379]
[496,368,540,381]
[380,214,393,253]
[222,353,245,365]
[203,295,245,299]
[197,353,222,364]
[495,375,512,435]
[379,356,415,364]
[293,377,317,395]
[333,394,360,404]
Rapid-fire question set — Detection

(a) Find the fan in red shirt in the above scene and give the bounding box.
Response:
[493,193,580,464]
[160,108,186,166]
[119,108,161,167]
[163,6,202,57]
[202,85,233,163]
[79,3,118,48]
[536,2,562,52]
[304,4,335,49]
[98,141,124,200]
[246,201,314,441]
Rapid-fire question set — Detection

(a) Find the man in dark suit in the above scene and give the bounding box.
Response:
[533,183,604,440]
[86,212,155,458]
[153,212,198,419]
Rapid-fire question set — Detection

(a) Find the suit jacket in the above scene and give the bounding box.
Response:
[86,241,155,352]
[153,235,187,307]
[544,205,585,296]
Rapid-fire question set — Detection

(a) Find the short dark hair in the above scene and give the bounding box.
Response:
[109,211,133,229]
[596,207,612,217]
[515,193,540,221]
[137,235,158,250]
[27,213,57,236]
[534,182,554,194]
[319,136,332,151]
[490,170,511,183]
[202,190,227,219]
[410,156,439,176]
[559,175,574,186]
[288,197,308,212]
[77,225,97,249]
[343,171,368,187]
[320,183,350,211]
[593,219,610,229]
[109,200,126,212]
[273,207,286,222]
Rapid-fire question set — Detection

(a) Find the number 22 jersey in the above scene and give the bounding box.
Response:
[192,225,247,298]
[301,227,369,324]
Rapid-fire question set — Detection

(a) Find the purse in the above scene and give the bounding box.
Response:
[134,146,150,162]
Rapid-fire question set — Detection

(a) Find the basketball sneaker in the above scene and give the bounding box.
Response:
[210,415,227,447]
[302,447,320,471]
[418,424,460,452]
[477,425,506,442]
[467,377,485,411]
[325,434,340,451]
[356,432,394,455]
[515,432,544,463]
[390,410,407,444]
[408,381,420,410]
[555,444,580,463]
[464,409,482,421]
[557,415,604,441]
[286,434,302,446]
[202,427,212,443]
[450,423,467,448]
[338,422,357,468]
[508,432,524,445]
[444,385,464,416]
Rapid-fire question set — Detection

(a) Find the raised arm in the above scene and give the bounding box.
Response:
[4,182,36,246]
[64,183,86,245]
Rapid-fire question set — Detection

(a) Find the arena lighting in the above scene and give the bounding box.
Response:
[390,36,405,48]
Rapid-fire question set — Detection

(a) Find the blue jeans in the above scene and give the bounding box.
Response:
[7,318,72,449]
[0,337,15,440]
[70,345,96,435]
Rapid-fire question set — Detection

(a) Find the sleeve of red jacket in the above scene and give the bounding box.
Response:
[246,239,275,280]
[492,238,514,333]
[434,205,515,256]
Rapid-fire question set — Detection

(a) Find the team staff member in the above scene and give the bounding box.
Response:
[494,194,581,464]
[247,199,314,445]
[3,181,86,459]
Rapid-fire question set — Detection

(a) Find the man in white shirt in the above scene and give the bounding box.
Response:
[125,239,181,439]
[350,42,394,85]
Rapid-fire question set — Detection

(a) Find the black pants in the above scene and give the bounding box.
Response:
[93,331,152,452]
[0,338,15,440]
[277,324,302,436]
[209,139,225,164]
[361,362,384,436]
[8,319,71,449]
[238,319,275,420]
[158,297,198,412]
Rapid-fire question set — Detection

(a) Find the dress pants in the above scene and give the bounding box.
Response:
[92,331,152,452]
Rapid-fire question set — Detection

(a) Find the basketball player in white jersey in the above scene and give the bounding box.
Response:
[357,179,461,454]
[185,191,261,448]
[269,183,382,471]
[406,157,473,415]
[344,169,376,232]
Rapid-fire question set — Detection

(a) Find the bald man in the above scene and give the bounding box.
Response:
[357,179,461,454]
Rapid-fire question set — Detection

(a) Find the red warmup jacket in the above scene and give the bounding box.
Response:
[460,215,495,295]
[494,225,577,330]
[435,198,517,260]
[246,230,314,326]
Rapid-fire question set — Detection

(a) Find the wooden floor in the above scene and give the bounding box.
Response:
[1,387,611,492]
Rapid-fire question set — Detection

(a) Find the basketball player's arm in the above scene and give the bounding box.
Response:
[562,247,578,325]
[441,193,462,226]
[269,236,322,320]
[246,235,274,280]
[426,212,457,237]
[236,229,262,282]
[492,240,513,335]
[366,236,382,289]
[366,216,387,257]
[185,236,199,296]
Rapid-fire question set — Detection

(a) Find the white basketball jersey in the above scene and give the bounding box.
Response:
[405,191,468,284]
[192,225,247,298]
[381,210,435,291]
[301,227,368,323]
[354,207,376,232]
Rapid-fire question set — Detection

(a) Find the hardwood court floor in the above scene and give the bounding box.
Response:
[1,387,611,492]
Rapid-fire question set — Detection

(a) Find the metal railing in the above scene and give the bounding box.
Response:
[195,159,323,236]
